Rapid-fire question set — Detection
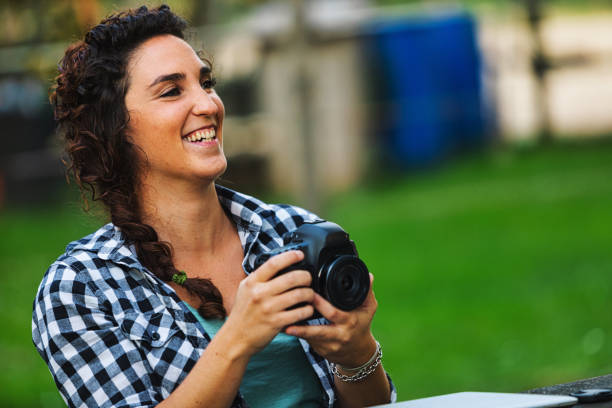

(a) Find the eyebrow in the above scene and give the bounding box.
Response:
[148,66,212,89]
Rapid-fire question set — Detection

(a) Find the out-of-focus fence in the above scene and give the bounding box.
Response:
[479,9,612,140]
[2,1,612,207]
[0,76,63,206]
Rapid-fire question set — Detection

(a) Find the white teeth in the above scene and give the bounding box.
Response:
[185,128,216,143]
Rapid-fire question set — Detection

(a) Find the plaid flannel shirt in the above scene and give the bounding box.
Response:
[32,185,396,407]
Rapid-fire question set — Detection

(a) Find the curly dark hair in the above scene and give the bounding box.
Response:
[51,4,226,319]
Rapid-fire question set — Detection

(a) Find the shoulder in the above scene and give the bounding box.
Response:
[264,202,321,233]
[33,223,140,307]
[38,223,115,280]
[32,222,171,350]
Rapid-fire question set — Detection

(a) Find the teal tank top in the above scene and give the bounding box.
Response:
[184,303,326,407]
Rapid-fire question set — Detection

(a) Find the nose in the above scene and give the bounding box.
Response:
[192,89,218,117]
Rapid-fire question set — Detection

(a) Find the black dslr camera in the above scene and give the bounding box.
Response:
[253,220,370,312]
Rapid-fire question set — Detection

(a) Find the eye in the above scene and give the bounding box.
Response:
[160,87,180,98]
[201,77,217,90]
[160,87,181,98]
[160,87,180,97]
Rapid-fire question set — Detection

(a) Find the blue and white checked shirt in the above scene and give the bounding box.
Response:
[32,185,396,408]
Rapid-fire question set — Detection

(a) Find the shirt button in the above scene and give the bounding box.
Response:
[151,332,160,341]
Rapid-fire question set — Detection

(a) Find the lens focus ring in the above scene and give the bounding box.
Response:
[320,255,370,311]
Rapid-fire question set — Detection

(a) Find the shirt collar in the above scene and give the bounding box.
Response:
[65,185,268,271]
[215,184,263,232]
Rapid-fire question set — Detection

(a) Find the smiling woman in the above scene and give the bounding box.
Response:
[126,38,226,184]
[31,5,395,408]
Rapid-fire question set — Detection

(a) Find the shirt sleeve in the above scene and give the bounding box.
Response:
[32,261,160,408]
[388,373,398,403]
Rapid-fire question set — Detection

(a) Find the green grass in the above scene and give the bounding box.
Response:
[0,198,103,408]
[2,142,612,405]
[325,143,612,399]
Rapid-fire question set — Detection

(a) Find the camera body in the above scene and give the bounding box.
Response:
[253,220,370,313]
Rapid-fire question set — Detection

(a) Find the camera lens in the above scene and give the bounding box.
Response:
[341,275,352,291]
[319,255,369,311]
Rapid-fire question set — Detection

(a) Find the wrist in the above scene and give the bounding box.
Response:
[213,319,255,363]
[337,332,377,368]
[332,338,383,383]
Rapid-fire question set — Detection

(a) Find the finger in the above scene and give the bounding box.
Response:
[270,287,315,311]
[361,274,375,304]
[266,269,312,295]
[284,322,337,340]
[312,293,350,324]
[276,304,315,327]
[251,250,304,283]
[360,273,380,311]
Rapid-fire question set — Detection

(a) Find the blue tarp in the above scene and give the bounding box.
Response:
[363,11,487,167]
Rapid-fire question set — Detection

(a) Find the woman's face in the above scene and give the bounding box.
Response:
[124,34,226,186]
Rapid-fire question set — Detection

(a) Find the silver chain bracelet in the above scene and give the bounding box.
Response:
[331,341,382,383]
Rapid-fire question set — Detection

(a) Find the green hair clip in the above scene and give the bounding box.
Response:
[172,270,187,285]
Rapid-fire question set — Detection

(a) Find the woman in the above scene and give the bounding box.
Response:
[32,5,395,407]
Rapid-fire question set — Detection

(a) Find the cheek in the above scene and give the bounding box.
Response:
[125,110,146,145]
[129,105,185,144]
[213,95,225,119]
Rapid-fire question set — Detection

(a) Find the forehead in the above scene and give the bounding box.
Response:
[127,34,206,83]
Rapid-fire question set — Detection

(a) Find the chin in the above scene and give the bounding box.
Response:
[215,160,228,179]
[202,156,228,181]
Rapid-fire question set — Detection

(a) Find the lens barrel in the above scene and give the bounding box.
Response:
[319,255,370,311]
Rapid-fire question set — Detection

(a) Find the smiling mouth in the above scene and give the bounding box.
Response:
[183,127,216,143]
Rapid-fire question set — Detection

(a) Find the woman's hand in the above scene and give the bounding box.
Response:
[160,251,316,408]
[283,274,391,407]
[284,274,378,367]
[222,250,316,357]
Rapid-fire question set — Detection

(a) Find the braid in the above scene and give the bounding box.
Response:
[52,5,226,319]
[110,189,227,319]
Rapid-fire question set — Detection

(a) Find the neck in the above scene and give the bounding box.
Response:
[138,178,233,257]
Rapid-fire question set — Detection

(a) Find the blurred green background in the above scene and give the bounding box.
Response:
[4,142,612,407]
[2,0,612,407]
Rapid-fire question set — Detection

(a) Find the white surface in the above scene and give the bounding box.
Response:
[373,392,578,408]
